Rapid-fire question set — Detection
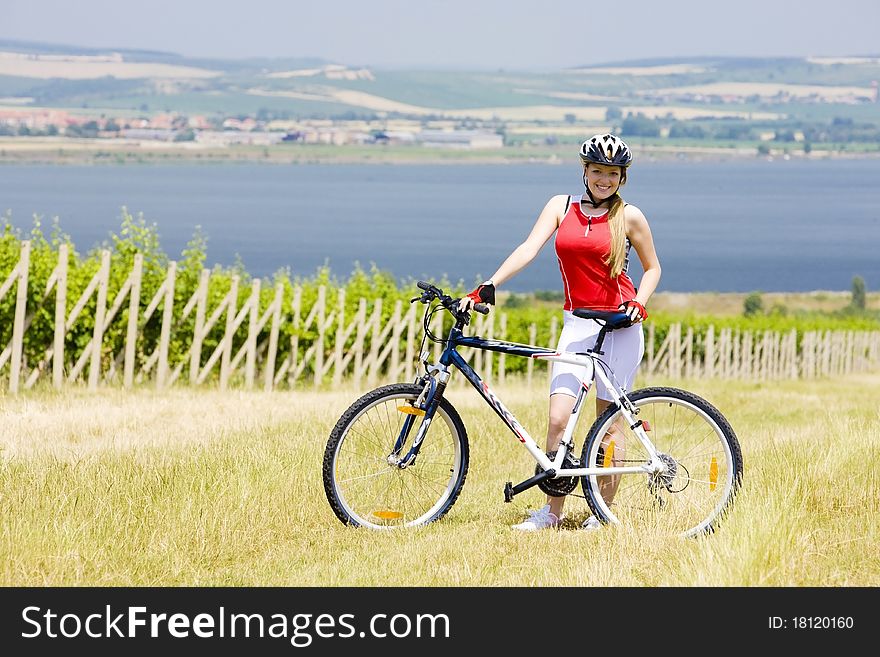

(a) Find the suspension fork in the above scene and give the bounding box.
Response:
[394,368,449,467]
[391,374,434,455]
[395,319,463,467]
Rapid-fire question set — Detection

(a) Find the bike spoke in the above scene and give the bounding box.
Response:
[584,391,739,536]
[328,389,464,528]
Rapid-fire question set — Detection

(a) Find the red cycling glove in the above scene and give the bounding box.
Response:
[466,281,496,305]
[619,299,648,322]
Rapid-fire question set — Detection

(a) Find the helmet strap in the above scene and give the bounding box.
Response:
[583,172,599,206]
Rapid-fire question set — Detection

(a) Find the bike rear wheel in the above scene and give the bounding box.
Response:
[323,383,469,529]
[581,387,742,537]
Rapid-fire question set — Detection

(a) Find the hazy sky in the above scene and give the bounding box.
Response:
[5,0,880,70]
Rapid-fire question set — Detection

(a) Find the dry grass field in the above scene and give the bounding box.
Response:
[648,290,880,316]
[1,370,878,587]
[0,51,220,80]
[642,81,876,101]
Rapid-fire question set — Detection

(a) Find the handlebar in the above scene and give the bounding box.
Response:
[413,280,489,319]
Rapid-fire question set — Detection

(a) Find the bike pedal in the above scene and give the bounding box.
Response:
[503,482,514,503]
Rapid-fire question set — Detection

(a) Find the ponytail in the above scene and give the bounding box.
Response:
[604,194,627,278]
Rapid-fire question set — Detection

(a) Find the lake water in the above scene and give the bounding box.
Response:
[1,159,878,292]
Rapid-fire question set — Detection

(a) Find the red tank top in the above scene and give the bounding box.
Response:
[554,195,637,312]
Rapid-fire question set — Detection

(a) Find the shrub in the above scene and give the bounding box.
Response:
[743,292,764,316]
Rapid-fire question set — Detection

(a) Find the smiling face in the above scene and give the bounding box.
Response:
[584,162,623,202]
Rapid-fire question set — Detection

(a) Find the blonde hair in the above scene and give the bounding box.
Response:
[604,194,627,278]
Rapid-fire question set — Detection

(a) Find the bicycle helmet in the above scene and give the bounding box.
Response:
[579,133,632,206]
[579,133,633,168]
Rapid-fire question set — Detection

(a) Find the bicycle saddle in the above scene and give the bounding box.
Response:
[572,309,632,329]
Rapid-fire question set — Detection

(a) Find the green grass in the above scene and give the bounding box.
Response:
[2,373,878,586]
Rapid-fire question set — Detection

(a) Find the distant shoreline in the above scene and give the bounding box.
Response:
[2,137,879,166]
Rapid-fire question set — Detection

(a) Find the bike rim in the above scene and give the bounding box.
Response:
[584,395,736,537]
[332,392,463,529]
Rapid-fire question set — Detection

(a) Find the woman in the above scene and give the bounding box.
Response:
[459,133,661,530]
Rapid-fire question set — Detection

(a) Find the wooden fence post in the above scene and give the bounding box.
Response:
[156,261,176,389]
[669,323,681,380]
[122,254,142,389]
[313,286,326,388]
[288,287,302,388]
[87,250,111,391]
[787,329,799,379]
[50,244,69,389]
[684,326,694,379]
[189,269,209,384]
[9,241,30,393]
[365,297,381,387]
[264,282,283,391]
[799,331,809,379]
[352,297,367,391]
[333,288,345,387]
[219,275,238,390]
[704,325,715,379]
[245,279,260,389]
[723,328,733,379]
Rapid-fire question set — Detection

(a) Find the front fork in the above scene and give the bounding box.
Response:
[391,365,449,468]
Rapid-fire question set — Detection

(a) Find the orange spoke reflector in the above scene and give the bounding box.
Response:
[373,510,403,520]
[603,441,615,469]
[642,420,652,432]
[709,457,718,491]
[397,405,425,416]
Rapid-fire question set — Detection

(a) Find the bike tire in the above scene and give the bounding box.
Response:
[323,383,469,529]
[580,387,743,537]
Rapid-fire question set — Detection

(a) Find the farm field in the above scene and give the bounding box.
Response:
[2,373,877,586]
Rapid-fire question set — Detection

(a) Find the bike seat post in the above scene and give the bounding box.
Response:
[590,326,609,355]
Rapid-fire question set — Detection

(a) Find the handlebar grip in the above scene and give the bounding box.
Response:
[417,281,431,291]
[473,303,490,315]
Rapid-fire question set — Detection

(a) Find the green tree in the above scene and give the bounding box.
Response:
[669,122,706,139]
[850,275,866,311]
[743,292,764,316]
[621,113,660,137]
[774,129,796,142]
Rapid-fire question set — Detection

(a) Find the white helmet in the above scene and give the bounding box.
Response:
[579,133,633,168]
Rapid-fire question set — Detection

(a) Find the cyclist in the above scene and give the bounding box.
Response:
[459,133,662,530]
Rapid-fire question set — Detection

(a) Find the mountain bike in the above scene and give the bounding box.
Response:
[322,281,742,537]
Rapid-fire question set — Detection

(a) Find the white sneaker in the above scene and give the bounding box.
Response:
[581,515,601,530]
[511,504,560,531]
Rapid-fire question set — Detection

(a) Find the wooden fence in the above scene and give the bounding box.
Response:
[2,242,879,392]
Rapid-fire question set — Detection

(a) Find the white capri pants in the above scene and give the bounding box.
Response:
[549,311,645,402]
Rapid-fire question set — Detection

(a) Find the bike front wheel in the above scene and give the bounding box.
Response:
[323,383,469,529]
[581,387,742,537]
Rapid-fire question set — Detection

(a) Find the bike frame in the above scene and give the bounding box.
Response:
[409,320,665,479]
